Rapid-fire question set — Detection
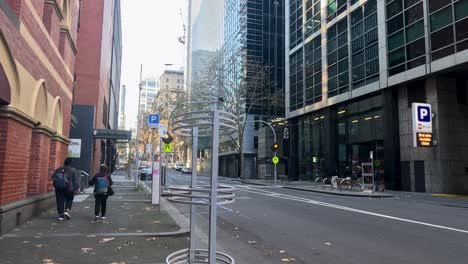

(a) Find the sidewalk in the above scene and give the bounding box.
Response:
[0,172,189,264]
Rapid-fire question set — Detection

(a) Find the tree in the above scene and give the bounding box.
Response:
[189,50,284,178]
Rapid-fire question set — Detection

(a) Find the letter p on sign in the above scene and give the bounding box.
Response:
[417,106,430,122]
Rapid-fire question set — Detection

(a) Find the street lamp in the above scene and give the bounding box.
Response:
[135,64,143,187]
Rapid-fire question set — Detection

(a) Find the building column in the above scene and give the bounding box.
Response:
[0,108,35,206]
[383,88,401,191]
[27,126,54,196]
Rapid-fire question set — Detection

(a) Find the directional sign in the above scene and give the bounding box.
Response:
[412,103,432,147]
[272,156,279,164]
[163,143,172,153]
[158,123,167,137]
[148,114,160,128]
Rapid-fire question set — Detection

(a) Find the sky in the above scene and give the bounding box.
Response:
[120,0,186,129]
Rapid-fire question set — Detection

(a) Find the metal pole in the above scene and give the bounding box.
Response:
[159,138,163,198]
[135,64,143,188]
[189,127,198,263]
[209,110,220,263]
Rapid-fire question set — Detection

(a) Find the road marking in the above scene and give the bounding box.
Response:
[73,194,89,203]
[236,185,468,234]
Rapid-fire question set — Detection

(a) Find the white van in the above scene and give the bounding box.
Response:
[175,162,184,171]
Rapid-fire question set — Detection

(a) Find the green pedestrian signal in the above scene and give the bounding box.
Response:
[272,156,279,164]
[163,143,172,153]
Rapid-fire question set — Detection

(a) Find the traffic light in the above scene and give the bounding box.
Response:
[162,132,174,144]
[271,142,279,152]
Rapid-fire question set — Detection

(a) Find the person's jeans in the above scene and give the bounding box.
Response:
[65,190,75,211]
[55,188,67,217]
[94,194,108,217]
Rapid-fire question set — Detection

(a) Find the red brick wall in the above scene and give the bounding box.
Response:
[27,132,51,195]
[5,0,22,17]
[0,118,33,206]
[48,139,58,192]
[29,0,44,19]
[42,3,60,48]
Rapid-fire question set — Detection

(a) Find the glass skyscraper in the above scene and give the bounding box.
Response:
[286,0,468,194]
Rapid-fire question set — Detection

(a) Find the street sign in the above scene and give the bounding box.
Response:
[148,114,160,128]
[412,103,432,147]
[163,143,172,153]
[68,139,81,158]
[152,162,160,205]
[158,123,167,136]
[272,156,279,164]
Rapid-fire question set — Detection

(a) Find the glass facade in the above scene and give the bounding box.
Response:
[305,0,321,38]
[296,93,384,181]
[305,35,322,105]
[327,17,349,97]
[351,0,379,89]
[289,0,303,49]
[428,0,468,60]
[289,48,303,111]
[386,0,426,76]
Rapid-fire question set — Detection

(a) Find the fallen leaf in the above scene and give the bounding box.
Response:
[236,235,239,239]
[280,250,286,253]
[248,241,257,244]
[81,248,93,253]
[325,242,332,246]
[153,221,161,224]
[84,206,90,209]
[118,228,127,231]
[281,259,290,262]
[290,258,296,261]
[99,238,115,243]
[234,227,239,230]
[23,241,29,244]
[35,244,46,248]
[136,230,143,233]
[50,223,57,226]
[117,246,122,250]
[34,236,41,239]
[42,258,53,262]
[265,251,273,256]
[146,237,157,241]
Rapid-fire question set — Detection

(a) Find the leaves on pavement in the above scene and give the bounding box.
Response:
[248,241,257,244]
[34,244,46,248]
[99,238,115,243]
[81,248,93,254]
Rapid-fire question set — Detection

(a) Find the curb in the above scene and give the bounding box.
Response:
[282,186,394,198]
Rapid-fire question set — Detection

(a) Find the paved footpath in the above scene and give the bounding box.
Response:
[0,172,189,264]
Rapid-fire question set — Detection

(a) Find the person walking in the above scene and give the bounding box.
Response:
[88,164,113,220]
[51,157,80,221]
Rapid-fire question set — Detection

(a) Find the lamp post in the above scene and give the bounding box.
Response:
[134,64,143,187]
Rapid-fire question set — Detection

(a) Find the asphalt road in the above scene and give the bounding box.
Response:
[165,168,468,264]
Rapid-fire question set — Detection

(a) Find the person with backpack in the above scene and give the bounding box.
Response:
[51,157,80,221]
[88,164,113,220]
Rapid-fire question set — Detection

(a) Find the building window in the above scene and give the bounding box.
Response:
[327,0,347,22]
[351,0,379,89]
[386,0,426,76]
[428,0,468,61]
[289,48,304,111]
[456,78,467,104]
[177,79,180,83]
[289,0,303,49]
[328,17,349,97]
[305,0,321,38]
[305,35,322,105]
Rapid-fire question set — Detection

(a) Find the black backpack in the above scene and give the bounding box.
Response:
[53,167,69,189]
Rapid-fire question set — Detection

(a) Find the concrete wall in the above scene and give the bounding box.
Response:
[398,78,468,194]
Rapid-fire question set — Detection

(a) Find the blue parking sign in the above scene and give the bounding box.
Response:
[417,106,431,122]
[148,114,159,128]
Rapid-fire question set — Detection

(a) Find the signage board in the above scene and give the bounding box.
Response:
[163,143,172,153]
[158,123,167,137]
[92,129,132,140]
[412,103,433,147]
[68,139,81,158]
[148,114,160,129]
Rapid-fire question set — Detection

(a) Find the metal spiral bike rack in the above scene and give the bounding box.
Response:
[166,105,237,264]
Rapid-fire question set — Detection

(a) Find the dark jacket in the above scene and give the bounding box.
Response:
[88,173,113,194]
[51,165,80,191]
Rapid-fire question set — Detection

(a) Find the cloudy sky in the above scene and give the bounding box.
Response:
[120,0,186,129]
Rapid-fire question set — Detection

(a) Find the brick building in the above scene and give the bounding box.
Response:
[0,0,80,234]
[70,0,122,176]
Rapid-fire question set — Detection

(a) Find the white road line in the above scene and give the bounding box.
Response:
[73,194,90,203]
[237,186,468,235]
